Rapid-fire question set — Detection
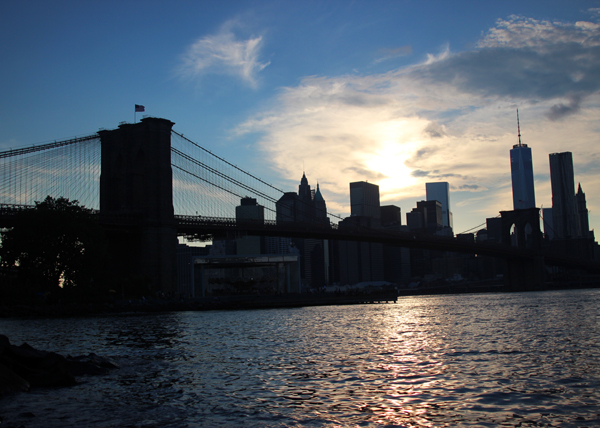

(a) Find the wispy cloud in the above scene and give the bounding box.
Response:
[177,20,270,88]
[237,15,600,224]
[374,46,412,64]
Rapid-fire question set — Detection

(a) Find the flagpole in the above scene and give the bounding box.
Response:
[134,105,145,122]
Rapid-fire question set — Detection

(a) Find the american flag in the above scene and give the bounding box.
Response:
[135,104,145,112]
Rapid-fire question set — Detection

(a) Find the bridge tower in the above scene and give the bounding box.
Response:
[98,117,177,295]
[500,208,545,291]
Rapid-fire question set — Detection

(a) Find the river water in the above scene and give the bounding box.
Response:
[1,289,600,427]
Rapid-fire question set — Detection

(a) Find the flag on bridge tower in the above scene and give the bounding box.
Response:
[134,104,145,122]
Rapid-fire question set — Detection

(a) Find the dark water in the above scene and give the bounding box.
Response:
[2,289,600,427]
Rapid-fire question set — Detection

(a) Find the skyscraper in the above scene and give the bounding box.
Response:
[337,181,384,285]
[350,181,380,219]
[510,110,536,210]
[549,151,580,239]
[235,197,264,255]
[425,182,453,229]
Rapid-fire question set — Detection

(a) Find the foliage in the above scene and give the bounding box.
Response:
[0,196,108,293]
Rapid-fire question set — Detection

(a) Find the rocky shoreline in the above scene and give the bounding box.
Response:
[0,335,118,396]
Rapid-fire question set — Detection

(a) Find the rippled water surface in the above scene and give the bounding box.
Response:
[2,289,600,427]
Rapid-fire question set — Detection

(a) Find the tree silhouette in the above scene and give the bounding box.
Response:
[0,197,108,293]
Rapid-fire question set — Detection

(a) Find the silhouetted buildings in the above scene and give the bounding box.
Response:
[547,151,596,261]
[276,173,329,289]
[407,200,443,234]
[380,205,411,285]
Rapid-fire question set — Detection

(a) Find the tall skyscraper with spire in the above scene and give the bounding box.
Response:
[510,110,536,210]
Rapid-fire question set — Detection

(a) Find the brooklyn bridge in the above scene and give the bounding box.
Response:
[1,117,598,294]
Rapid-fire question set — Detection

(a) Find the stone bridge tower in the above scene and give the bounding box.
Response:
[500,208,545,291]
[98,117,177,295]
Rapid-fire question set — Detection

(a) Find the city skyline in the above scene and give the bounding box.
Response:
[1,1,599,235]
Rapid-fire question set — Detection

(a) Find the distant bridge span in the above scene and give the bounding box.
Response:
[174,215,600,272]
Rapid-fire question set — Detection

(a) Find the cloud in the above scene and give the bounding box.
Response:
[374,46,413,63]
[546,94,582,120]
[411,170,430,178]
[236,15,600,228]
[177,20,270,88]
[423,123,446,138]
[459,184,481,190]
[414,16,600,119]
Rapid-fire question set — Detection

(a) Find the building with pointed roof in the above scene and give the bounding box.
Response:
[275,173,330,289]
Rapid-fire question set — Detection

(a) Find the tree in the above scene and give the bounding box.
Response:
[0,196,108,293]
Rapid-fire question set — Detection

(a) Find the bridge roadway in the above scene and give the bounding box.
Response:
[1,205,598,272]
[175,215,600,272]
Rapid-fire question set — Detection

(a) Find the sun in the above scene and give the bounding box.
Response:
[363,118,428,194]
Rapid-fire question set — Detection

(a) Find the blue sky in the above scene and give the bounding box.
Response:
[2,1,600,235]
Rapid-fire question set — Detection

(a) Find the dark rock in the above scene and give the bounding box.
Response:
[0,335,116,395]
[2,342,76,387]
[0,361,30,393]
[66,353,119,376]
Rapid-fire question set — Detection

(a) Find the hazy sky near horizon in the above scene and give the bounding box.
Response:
[1,1,600,234]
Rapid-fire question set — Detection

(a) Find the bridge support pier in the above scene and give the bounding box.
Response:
[500,208,546,291]
[504,255,546,291]
[99,118,177,295]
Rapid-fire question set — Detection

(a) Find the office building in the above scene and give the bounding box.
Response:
[235,197,264,255]
[510,111,536,210]
[426,182,453,229]
[381,205,401,226]
[407,200,443,233]
[350,181,381,220]
[549,152,580,239]
[380,205,410,284]
[337,181,384,285]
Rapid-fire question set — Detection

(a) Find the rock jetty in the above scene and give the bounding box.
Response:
[0,334,118,395]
